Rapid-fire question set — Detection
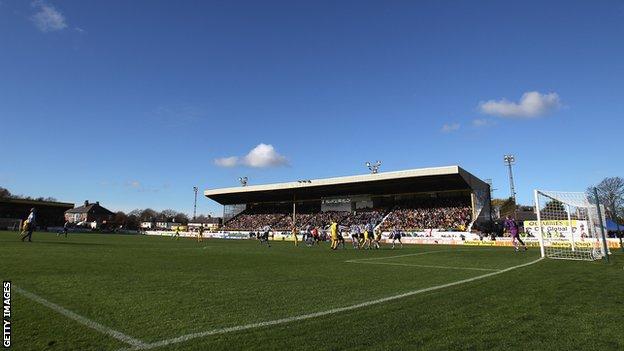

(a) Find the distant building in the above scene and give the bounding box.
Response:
[0,198,74,229]
[140,221,154,230]
[65,201,114,227]
[154,221,181,230]
[188,217,222,232]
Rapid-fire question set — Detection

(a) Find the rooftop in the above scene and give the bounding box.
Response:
[0,197,74,208]
[204,165,488,205]
[65,201,114,215]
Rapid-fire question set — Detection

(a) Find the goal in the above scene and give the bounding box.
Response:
[0,218,22,231]
[533,190,608,260]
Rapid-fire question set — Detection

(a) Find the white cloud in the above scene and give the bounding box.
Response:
[478,91,561,118]
[214,144,288,168]
[31,1,67,32]
[242,143,288,167]
[472,118,496,127]
[441,123,460,133]
[214,156,239,168]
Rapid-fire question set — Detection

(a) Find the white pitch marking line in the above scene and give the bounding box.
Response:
[348,249,456,262]
[118,258,543,351]
[14,286,147,348]
[346,248,499,263]
[347,260,501,272]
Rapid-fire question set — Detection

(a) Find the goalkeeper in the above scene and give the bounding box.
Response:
[504,215,527,252]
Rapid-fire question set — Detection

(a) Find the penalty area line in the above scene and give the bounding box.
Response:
[119,258,543,351]
[13,286,147,348]
[348,249,455,262]
[347,248,500,263]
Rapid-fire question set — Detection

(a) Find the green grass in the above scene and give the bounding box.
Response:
[1,231,623,350]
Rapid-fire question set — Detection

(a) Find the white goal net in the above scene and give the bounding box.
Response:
[0,218,22,231]
[533,190,608,260]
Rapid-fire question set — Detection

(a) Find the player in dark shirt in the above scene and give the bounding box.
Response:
[504,216,527,251]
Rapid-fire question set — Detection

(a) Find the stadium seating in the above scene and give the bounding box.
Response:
[380,199,471,231]
[222,213,288,231]
[223,199,471,232]
[340,210,384,227]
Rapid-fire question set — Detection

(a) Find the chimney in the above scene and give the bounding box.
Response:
[96,201,100,206]
[84,200,89,207]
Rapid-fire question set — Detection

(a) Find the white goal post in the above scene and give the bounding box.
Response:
[533,190,609,261]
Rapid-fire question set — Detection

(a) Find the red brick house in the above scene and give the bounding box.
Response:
[64,200,114,227]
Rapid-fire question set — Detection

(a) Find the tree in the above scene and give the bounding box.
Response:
[499,197,516,218]
[0,187,11,198]
[126,213,140,230]
[195,214,208,222]
[491,198,507,208]
[128,209,142,218]
[0,187,58,202]
[139,208,158,222]
[159,209,178,222]
[113,211,128,228]
[587,177,624,219]
[174,213,189,225]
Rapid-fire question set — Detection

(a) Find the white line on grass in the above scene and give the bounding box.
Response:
[118,257,543,351]
[14,286,147,348]
[347,260,500,272]
[347,249,455,262]
[346,248,501,263]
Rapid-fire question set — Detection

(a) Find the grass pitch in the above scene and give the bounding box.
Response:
[1,231,623,351]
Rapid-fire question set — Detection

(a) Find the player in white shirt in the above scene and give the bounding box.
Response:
[20,208,36,242]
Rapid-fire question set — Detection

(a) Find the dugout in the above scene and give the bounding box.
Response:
[205,166,491,227]
[0,198,74,229]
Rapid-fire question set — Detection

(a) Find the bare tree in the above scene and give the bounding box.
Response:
[195,214,208,222]
[128,209,142,218]
[140,208,158,222]
[587,177,624,219]
[159,209,178,222]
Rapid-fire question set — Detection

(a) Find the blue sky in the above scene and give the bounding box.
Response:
[1,0,623,216]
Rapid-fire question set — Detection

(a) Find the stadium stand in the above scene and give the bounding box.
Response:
[208,166,490,233]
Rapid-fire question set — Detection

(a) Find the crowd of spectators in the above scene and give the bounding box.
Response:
[340,210,384,227]
[223,210,362,231]
[306,211,349,228]
[223,199,472,232]
[222,213,287,231]
[381,200,471,231]
[271,213,315,231]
